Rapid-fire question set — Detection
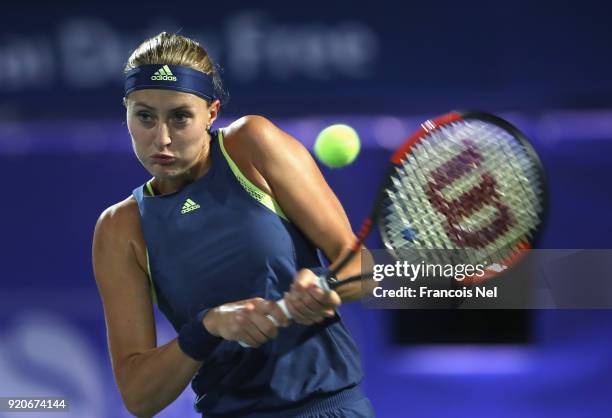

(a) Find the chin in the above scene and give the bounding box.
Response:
[154,169,184,179]
[148,164,184,179]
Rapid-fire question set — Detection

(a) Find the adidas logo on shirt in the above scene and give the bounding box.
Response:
[181,198,200,214]
[151,65,177,81]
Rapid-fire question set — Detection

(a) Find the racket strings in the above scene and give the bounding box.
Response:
[444,122,543,254]
[387,174,450,249]
[389,152,452,249]
[416,127,498,265]
[458,122,540,265]
[379,119,545,268]
[385,137,460,265]
[469,122,543,245]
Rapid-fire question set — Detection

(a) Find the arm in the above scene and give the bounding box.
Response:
[92,199,203,417]
[226,115,365,303]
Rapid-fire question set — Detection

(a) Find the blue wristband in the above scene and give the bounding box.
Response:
[177,309,222,361]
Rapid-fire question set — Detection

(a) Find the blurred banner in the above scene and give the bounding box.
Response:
[1,0,612,118]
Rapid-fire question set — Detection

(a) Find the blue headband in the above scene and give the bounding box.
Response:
[124,64,217,101]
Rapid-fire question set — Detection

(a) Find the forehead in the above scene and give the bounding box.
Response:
[127,89,206,110]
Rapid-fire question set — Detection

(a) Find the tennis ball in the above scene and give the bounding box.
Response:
[314,124,361,168]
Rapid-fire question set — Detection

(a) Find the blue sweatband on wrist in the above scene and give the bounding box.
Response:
[177,309,222,361]
[124,64,217,102]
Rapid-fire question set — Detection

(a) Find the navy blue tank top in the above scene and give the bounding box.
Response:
[132,130,363,417]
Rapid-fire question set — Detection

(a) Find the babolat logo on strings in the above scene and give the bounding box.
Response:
[151,65,177,81]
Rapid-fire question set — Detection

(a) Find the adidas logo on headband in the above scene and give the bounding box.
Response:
[125,64,216,101]
[151,65,177,81]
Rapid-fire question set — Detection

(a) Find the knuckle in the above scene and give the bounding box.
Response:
[303,301,316,310]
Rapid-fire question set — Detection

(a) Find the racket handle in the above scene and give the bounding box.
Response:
[238,275,329,348]
[237,297,287,348]
[273,274,330,319]
[275,298,291,321]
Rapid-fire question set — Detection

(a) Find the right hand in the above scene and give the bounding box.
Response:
[284,269,340,325]
[203,298,290,348]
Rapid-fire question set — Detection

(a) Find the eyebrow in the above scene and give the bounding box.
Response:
[133,102,195,111]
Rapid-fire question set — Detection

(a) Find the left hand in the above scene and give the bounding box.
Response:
[283,269,341,325]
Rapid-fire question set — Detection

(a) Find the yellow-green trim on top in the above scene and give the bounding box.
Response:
[145,180,155,197]
[141,180,158,304]
[217,129,288,221]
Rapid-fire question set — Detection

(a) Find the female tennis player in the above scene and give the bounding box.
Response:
[92,32,375,417]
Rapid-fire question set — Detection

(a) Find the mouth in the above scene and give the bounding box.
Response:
[150,154,176,165]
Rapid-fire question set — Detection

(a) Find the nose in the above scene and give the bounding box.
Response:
[153,122,172,150]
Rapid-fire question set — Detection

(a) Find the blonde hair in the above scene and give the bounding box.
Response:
[124,32,228,105]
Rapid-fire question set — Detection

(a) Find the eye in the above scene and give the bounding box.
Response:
[136,111,154,123]
[173,112,191,124]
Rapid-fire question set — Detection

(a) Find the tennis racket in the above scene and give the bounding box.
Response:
[239,110,546,346]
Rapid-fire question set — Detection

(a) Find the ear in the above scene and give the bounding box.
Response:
[122,97,128,108]
[208,99,221,125]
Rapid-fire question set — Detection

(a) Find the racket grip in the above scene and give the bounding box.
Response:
[238,297,289,348]
[275,298,291,320]
[238,274,331,348]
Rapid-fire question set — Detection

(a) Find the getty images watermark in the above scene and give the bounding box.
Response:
[370,260,500,299]
[359,249,612,309]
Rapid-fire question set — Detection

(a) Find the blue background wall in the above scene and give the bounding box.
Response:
[1,1,612,417]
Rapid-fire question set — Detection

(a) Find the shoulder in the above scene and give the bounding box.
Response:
[94,196,143,244]
[93,195,148,271]
[223,115,274,140]
[222,115,307,167]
